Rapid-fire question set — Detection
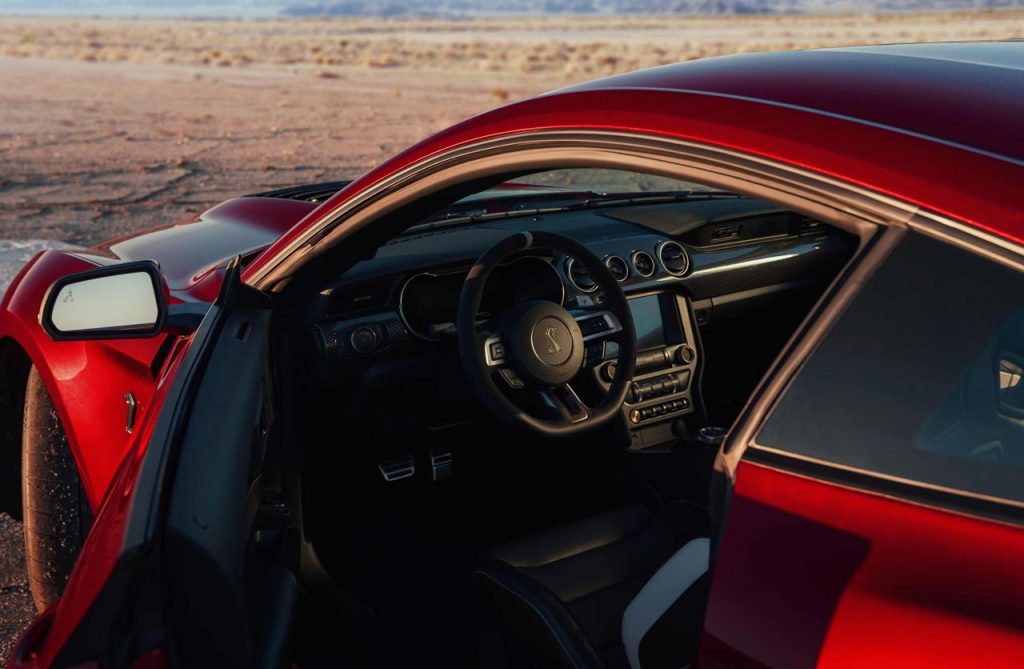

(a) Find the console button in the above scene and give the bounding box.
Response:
[629,409,641,424]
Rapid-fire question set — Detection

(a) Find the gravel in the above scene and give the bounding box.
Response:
[0,513,35,663]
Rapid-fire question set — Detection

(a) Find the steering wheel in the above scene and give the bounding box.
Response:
[457,231,637,437]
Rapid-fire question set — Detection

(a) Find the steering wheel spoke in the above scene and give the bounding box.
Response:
[573,310,623,342]
[483,332,507,368]
[537,384,590,424]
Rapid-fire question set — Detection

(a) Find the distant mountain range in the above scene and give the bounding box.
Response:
[2,0,1021,17]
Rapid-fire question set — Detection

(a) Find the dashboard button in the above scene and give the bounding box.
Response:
[676,345,696,365]
[350,326,379,354]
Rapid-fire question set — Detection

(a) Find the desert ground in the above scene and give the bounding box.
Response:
[1,8,1024,656]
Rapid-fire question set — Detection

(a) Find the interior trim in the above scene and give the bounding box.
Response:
[621,537,710,669]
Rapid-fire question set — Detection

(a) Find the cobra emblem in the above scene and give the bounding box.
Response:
[545,326,562,354]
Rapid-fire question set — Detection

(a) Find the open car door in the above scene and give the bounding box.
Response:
[10,259,295,669]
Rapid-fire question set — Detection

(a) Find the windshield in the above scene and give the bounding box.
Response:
[408,168,719,233]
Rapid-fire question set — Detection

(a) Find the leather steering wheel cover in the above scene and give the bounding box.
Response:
[457,231,637,437]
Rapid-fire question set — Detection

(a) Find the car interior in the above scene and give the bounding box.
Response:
[253,167,861,669]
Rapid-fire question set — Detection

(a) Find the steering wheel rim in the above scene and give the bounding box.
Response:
[457,230,637,437]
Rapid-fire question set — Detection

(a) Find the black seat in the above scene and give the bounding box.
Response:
[473,504,710,669]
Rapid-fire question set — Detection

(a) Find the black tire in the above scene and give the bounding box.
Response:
[21,367,93,612]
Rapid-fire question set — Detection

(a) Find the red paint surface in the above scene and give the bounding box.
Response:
[8,340,189,667]
[702,461,1024,668]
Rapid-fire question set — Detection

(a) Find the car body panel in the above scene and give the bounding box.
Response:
[702,460,1024,668]
[564,43,1024,163]
[9,336,189,667]
[99,196,316,291]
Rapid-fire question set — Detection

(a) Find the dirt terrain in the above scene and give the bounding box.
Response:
[0,56,558,249]
[1,8,1023,656]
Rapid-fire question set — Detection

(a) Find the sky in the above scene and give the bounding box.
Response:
[0,0,1010,17]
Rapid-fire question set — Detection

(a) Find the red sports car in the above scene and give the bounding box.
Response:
[3,42,1024,668]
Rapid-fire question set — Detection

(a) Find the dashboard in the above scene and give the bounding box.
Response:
[303,194,854,444]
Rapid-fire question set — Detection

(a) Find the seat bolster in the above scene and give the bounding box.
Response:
[474,559,605,669]
[621,538,710,669]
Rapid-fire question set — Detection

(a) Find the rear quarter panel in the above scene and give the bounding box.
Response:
[701,461,1024,668]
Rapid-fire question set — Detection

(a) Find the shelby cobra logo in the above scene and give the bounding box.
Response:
[545,326,562,354]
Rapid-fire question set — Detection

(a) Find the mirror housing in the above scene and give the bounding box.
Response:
[41,261,168,340]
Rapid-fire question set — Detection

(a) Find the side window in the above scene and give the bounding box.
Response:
[758,232,1024,506]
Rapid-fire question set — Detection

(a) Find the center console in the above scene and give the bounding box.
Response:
[595,291,702,444]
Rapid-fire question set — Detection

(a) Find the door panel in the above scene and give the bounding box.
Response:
[162,302,283,668]
[702,461,1024,668]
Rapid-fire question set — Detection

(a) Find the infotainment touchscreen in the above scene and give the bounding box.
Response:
[627,294,666,351]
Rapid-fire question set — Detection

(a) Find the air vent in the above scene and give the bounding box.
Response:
[325,279,394,319]
[604,255,629,282]
[631,251,656,278]
[565,257,597,293]
[657,241,690,277]
[709,223,742,244]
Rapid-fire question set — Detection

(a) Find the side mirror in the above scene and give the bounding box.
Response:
[41,261,167,340]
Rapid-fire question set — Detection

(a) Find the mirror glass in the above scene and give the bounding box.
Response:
[50,271,160,334]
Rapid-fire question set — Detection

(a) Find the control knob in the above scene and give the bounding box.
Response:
[676,344,696,365]
[349,325,379,354]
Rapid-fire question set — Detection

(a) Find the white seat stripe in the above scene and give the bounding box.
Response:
[621,537,710,669]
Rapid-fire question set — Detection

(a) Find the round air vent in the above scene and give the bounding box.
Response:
[631,250,656,278]
[657,241,690,276]
[604,255,629,282]
[565,257,597,293]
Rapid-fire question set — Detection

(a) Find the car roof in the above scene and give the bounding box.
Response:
[563,41,1024,165]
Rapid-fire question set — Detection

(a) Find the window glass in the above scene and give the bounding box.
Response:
[452,168,713,206]
[758,232,1024,505]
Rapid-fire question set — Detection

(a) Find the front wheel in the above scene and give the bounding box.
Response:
[21,367,92,612]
